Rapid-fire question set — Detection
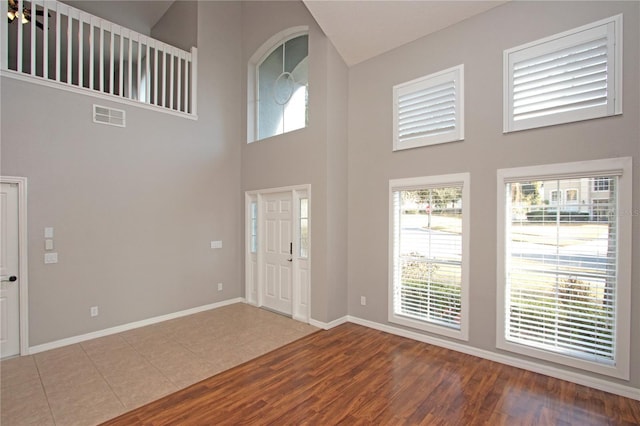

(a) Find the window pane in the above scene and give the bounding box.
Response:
[505,176,617,362]
[258,45,284,140]
[250,201,257,253]
[299,198,309,258]
[394,186,463,329]
[284,35,308,74]
[256,34,308,141]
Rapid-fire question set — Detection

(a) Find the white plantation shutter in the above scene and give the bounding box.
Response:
[504,15,622,132]
[393,65,463,151]
[389,174,469,340]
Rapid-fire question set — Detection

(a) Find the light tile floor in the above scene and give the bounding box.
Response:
[0,303,318,426]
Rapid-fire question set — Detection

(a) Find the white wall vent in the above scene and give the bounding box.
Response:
[93,105,126,127]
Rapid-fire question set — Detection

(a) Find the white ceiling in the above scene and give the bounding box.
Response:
[58,1,507,66]
[60,0,175,35]
[303,0,508,67]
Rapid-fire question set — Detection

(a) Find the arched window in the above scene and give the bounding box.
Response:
[248,27,308,142]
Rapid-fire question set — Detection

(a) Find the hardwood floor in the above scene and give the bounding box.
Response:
[102,323,640,425]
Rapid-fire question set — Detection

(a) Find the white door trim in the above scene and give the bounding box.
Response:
[1,176,28,356]
[245,184,311,323]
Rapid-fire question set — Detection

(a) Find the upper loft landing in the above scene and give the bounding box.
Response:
[1,0,197,118]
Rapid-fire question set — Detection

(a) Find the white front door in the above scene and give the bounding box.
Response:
[262,192,293,315]
[1,183,20,358]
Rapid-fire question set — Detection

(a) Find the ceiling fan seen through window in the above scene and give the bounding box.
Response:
[7,0,48,30]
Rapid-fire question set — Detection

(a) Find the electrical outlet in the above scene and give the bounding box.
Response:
[217,282,223,291]
[90,306,99,317]
[360,296,367,306]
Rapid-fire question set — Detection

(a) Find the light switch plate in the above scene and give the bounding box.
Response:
[44,227,54,238]
[210,240,223,249]
[44,253,58,264]
[45,239,54,250]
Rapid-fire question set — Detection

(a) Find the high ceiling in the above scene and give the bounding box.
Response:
[303,0,508,67]
[60,1,508,67]
[60,0,175,35]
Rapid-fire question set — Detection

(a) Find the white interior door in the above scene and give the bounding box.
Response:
[262,192,293,315]
[1,183,20,358]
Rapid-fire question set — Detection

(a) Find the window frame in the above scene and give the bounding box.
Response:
[247,26,309,143]
[392,65,464,151]
[388,173,470,341]
[503,14,622,133]
[496,157,632,379]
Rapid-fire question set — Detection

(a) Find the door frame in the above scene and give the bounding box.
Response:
[1,176,29,356]
[245,184,311,323]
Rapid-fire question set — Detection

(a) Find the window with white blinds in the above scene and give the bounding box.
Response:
[497,158,632,379]
[504,15,622,132]
[393,65,464,151]
[389,174,469,340]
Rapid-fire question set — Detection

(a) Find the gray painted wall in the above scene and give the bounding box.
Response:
[347,0,639,389]
[0,1,242,345]
[240,1,348,323]
[1,0,636,395]
[152,1,198,51]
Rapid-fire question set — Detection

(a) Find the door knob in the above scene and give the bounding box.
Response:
[1,276,17,282]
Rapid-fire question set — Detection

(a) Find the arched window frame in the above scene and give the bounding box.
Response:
[247,26,309,143]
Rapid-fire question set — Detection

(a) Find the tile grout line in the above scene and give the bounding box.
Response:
[78,342,128,414]
[119,332,184,392]
[32,354,62,426]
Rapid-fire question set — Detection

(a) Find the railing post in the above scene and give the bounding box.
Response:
[0,0,8,70]
[191,47,197,116]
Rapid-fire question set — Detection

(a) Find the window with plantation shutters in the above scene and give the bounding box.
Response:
[389,174,469,340]
[497,157,632,379]
[504,15,622,133]
[393,65,464,151]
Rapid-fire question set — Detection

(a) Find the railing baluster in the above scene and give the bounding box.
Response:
[66,7,71,83]
[119,28,124,96]
[17,0,23,73]
[152,42,158,105]
[127,31,132,99]
[177,52,182,112]
[78,13,83,87]
[145,40,150,104]
[136,35,142,100]
[55,1,61,80]
[110,28,114,95]
[0,0,7,70]
[169,48,174,110]
[43,1,49,79]
[99,22,103,92]
[30,0,36,76]
[89,16,95,89]
[162,49,167,107]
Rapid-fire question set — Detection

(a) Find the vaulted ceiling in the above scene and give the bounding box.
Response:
[61,0,508,66]
[303,0,508,66]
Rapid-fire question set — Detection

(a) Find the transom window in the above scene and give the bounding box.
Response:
[389,173,469,340]
[497,157,632,379]
[254,33,308,141]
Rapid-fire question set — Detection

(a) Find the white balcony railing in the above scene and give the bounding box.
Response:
[1,0,197,117]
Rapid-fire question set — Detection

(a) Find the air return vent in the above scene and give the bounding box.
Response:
[93,105,126,127]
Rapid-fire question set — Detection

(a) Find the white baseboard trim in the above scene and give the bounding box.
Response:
[309,315,349,330]
[346,316,640,401]
[28,298,245,355]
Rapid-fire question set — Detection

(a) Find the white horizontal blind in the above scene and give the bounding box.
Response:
[505,176,618,363]
[393,65,463,151]
[392,185,463,330]
[504,15,621,132]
